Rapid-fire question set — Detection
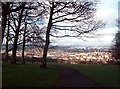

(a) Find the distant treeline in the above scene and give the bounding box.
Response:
[2,44,44,50]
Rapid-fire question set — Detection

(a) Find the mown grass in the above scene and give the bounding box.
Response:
[2,62,59,87]
[62,64,119,87]
[2,62,120,88]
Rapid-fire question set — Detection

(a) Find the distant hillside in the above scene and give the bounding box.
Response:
[2,44,110,53]
[2,44,44,50]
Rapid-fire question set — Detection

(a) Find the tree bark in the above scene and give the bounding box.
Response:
[40,2,55,68]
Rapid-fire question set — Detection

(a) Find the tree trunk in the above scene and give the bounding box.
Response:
[5,29,9,62]
[11,33,18,64]
[2,4,8,42]
[2,3,11,42]
[5,15,10,62]
[40,2,55,68]
[11,3,26,64]
[0,2,2,62]
[22,22,27,64]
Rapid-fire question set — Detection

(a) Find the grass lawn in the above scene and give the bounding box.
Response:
[2,62,59,87]
[62,64,119,88]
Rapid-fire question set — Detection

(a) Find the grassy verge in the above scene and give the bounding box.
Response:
[2,62,59,87]
[62,64,119,87]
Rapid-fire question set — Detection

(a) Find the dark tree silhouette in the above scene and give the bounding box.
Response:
[1,1,104,66]
[11,2,26,64]
[1,2,28,42]
[111,19,120,64]
[3,2,43,63]
[0,2,2,61]
[111,30,120,63]
[4,14,10,62]
[39,1,105,68]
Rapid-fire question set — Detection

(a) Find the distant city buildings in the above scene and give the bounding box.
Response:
[47,49,112,64]
[2,46,113,64]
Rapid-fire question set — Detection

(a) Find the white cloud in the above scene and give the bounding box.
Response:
[96,8,114,20]
[96,27,118,35]
[51,0,119,47]
[95,0,118,25]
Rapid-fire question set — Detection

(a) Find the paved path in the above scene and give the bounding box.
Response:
[53,65,104,88]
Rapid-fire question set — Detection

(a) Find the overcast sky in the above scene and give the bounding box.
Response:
[51,0,119,47]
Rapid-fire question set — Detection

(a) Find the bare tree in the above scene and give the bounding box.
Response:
[38,1,105,68]
[20,3,45,63]
[2,2,29,42]
[9,2,39,63]
[11,2,26,64]
[2,2,44,63]
[21,23,45,63]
